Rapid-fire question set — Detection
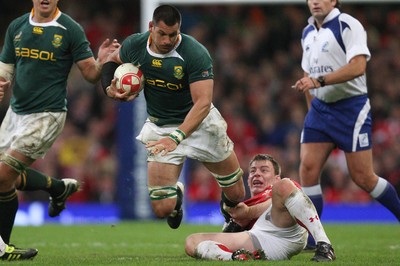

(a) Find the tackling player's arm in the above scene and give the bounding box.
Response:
[229,200,272,227]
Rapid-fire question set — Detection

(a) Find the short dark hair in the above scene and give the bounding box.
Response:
[249,154,281,176]
[306,0,341,8]
[153,5,182,27]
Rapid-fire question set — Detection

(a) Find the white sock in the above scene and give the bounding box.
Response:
[284,190,330,244]
[302,184,322,197]
[195,240,233,261]
[370,177,387,198]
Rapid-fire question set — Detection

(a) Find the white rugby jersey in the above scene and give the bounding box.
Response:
[301,8,371,103]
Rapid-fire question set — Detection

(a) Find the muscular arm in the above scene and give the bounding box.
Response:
[75,57,101,84]
[76,39,120,84]
[178,79,213,138]
[323,54,367,86]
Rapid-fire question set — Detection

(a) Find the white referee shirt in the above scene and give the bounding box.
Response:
[301,8,371,103]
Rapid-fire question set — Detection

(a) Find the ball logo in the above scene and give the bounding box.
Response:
[119,72,143,93]
[114,63,145,94]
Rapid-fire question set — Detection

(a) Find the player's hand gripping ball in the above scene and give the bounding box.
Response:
[114,63,145,94]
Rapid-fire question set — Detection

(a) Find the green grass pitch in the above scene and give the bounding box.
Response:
[10,222,399,265]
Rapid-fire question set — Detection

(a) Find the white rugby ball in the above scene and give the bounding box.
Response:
[114,63,145,94]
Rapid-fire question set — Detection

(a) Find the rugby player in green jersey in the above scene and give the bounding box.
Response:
[0,0,119,260]
[101,5,246,230]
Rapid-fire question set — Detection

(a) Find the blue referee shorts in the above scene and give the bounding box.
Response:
[301,95,372,152]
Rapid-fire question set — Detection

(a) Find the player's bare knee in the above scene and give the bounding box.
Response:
[152,202,175,218]
[150,198,177,217]
[300,163,320,182]
[352,174,377,192]
[273,178,297,199]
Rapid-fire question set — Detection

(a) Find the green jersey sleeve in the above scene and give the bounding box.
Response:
[183,35,214,83]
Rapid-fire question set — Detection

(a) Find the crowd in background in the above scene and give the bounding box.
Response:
[1,1,399,205]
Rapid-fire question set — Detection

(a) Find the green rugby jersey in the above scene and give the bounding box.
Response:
[0,9,93,114]
[119,31,214,126]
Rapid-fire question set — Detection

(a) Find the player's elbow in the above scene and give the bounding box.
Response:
[151,200,177,218]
